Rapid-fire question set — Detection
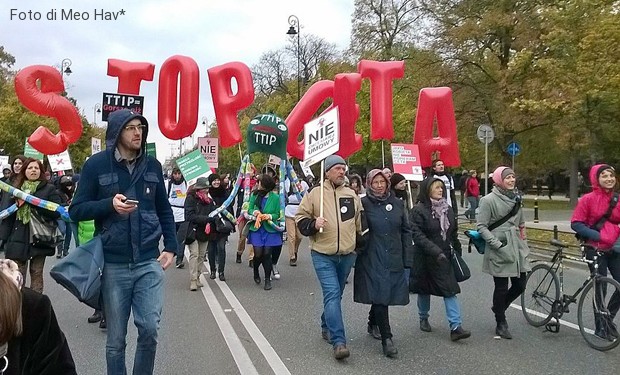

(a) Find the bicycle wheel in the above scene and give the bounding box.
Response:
[521,263,560,327]
[577,276,620,351]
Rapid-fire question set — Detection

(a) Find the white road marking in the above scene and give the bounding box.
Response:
[510,303,594,334]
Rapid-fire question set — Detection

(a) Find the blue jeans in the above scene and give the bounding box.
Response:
[465,196,478,220]
[311,251,356,347]
[102,259,165,375]
[417,294,463,330]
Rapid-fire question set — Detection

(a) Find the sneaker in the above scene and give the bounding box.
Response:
[290,257,297,266]
[333,344,350,360]
[450,326,471,341]
[367,324,381,340]
[175,261,184,269]
[236,254,242,263]
[495,321,512,339]
[382,338,398,358]
[273,266,281,280]
[190,280,197,291]
[420,318,432,332]
[88,311,102,323]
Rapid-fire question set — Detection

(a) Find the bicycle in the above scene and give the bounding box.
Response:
[521,239,620,351]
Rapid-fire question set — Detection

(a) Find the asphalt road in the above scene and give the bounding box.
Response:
[28,228,620,375]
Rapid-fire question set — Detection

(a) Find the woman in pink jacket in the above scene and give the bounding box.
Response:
[571,164,620,340]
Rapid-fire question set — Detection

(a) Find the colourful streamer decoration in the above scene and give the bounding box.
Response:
[0,179,71,221]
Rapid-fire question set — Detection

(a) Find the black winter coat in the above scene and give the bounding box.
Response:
[184,190,231,242]
[353,193,413,306]
[2,181,61,261]
[409,178,462,297]
[5,288,77,375]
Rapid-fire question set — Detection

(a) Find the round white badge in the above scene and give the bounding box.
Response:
[341,206,348,214]
[386,204,393,212]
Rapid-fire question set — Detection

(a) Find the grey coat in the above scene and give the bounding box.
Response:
[477,187,531,277]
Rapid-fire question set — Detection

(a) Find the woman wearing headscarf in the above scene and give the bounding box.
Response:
[477,166,530,339]
[2,158,61,293]
[390,172,417,214]
[247,174,281,291]
[353,169,413,357]
[348,174,365,197]
[0,259,77,375]
[183,177,212,291]
[410,177,471,342]
[205,173,233,281]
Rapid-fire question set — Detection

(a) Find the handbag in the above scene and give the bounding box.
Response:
[49,235,104,310]
[451,249,471,282]
[215,214,234,234]
[177,221,196,245]
[30,210,64,249]
[464,201,521,254]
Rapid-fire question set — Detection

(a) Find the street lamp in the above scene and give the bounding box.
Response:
[201,116,209,135]
[286,15,301,102]
[61,58,72,77]
[93,103,101,125]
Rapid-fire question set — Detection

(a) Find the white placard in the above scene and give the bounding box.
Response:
[303,106,340,167]
[268,154,281,165]
[0,155,9,167]
[198,137,219,168]
[91,137,102,155]
[47,150,72,172]
[300,162,314,178]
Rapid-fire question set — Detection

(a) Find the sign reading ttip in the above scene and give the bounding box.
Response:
[391,143,423,181]
[101,92,144,122]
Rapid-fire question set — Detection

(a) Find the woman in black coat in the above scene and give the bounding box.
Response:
[1,159,61,293]
[410,177,470,341]
[353,169,413,358]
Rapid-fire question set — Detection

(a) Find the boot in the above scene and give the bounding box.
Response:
[88,310,102,323]
[367,324,381,340]
[333,344,350,360]
[495,321,512,339]
[419,318,432,332]
[219,272,226,281]
[264,279,272,290]
[99,317,107,330]
[382,338,398,358]
[236,253,242,263]
[594,312,614,341]
[450,326,471,341]
[210,271,217,280]
[190,280,197,291]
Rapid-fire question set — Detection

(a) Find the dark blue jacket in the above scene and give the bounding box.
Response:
[69,109,177,263]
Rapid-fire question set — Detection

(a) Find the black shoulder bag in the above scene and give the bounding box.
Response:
[464,200,521,254]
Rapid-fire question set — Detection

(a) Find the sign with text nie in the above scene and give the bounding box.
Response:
[198,137,219,168]
[303,106,340,167]
[101,92,144,121]
[175,149,212,186]
[91,137,102,155]
[391,143,424,181]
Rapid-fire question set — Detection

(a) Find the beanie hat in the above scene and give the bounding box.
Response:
[194,177,210,190]
[596,164,614,180]
[208,173,221,184]
[390,173,406,187]
[324,155,346,172]
[0,259,23,289]
[492,166,515,188]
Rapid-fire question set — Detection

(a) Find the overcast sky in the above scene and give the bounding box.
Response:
[2,0,354,162]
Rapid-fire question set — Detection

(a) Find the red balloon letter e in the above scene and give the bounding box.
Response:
[14,65,82,155]
[413,87,460,167]
[208,62,254,148]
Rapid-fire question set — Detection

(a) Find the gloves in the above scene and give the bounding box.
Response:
[437,253,448,263]
[254,213,271,229]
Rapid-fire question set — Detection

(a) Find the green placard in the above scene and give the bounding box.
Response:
[24,139,44,160]
[146,142,157,158]
[175,149,211,185]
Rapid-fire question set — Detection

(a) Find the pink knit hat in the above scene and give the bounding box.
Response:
[492,166,515,189]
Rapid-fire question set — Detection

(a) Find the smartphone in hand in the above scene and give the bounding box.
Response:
[123,199,139,206]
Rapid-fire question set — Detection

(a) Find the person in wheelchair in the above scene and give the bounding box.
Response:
[571,164,620,339]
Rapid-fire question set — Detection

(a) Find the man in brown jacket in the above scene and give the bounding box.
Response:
[296,155,364,360]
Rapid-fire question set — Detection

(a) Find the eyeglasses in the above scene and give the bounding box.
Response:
[372,180,387,186]
[124,124,147,132]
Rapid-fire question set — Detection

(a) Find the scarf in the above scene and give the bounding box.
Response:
[366,169,391,202]
[16,180,40,224]
[195,190,212,205]
[430,197,450,240]
[494,185,520,200]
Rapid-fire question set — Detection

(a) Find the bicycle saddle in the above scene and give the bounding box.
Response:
[550,239,568,248]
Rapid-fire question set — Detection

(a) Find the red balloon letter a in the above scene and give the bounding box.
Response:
[413,87,460,167]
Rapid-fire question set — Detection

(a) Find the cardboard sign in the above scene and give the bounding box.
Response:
[198,137,219,168]
[101,92,144,121]
[303,106,340,167]
[175,149,212,185]
[300,162,314,178]
[0,155,9,168]
[91,137,102,155]
[47,150,73,172]
[24,139,44,160]
[268,154,281,166]
[391,143,423,181]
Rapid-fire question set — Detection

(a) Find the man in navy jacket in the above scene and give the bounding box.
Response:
[70,109,176,375]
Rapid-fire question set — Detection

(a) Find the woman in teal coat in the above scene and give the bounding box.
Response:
[247,174,282,290]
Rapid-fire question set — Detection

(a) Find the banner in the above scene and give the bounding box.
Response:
[91,137,102,155]
[101,92,145,122]
[47,150,73,172]
[24,139,44,160]
[146,142,157,158]
[175,149,212,185]
[303,106,340,167]
[198,137,219,168]
[391,143,423,181]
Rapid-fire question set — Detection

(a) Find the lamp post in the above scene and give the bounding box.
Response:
[202,116,209,135]
[286,15,301,102]
[93,103,101,125]
[60,58,72,78]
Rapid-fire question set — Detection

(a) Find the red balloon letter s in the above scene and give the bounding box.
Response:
[14,65,82,155]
